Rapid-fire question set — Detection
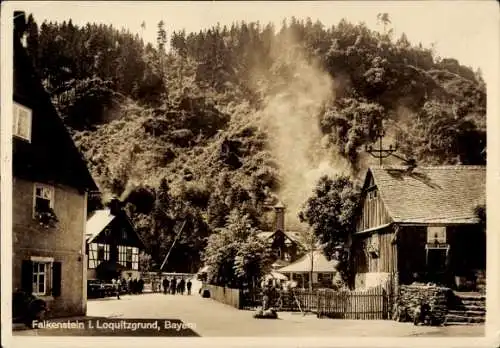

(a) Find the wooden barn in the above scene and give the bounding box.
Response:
[349,165,486,292]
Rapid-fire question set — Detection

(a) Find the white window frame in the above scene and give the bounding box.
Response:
[427,226,447,244]
[132,247,139,270]
[33,183,55,218]
[30,256,54,296]
[13,102,32,142]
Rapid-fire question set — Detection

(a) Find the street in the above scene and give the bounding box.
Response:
[14,280,485,337]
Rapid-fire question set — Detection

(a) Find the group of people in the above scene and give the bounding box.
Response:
[162,277,192,295]
[111,277,145,299]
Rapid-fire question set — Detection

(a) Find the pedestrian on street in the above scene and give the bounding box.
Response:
[187,279,192,295]
[163,278,169,294]
[179,278,186,295]
[138,278,144,294]
[121,278,127,295]
[171,277,177,295]
[112,278,120,300]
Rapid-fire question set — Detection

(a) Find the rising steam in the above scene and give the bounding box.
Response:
[251,30,351,230]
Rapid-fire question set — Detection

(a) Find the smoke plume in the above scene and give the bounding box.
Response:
[250,30,351,230]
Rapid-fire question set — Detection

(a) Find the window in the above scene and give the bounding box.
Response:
[118,246,139,270]
[126,248,133,269]
[88,243,109,268]
[21,257,61,297]
[13,102,32,141]
[33,262,48,295]
[33,184,54,216]
[427,227,446,244]
[97,245,105,261]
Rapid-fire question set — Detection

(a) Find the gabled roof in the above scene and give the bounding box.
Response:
[13,24,98,191]
[85,209,145,249]
[366,165,485,224]
[86,210,116,243]
[277,250,339,273]
[257,230,307,247]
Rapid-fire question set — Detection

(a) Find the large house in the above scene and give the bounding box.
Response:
[12,13,98,318]
[85,198,145,281]
[257,202,307,269]
[349,165,486,292]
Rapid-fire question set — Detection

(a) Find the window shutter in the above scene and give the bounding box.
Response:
[21,260,33,293]
[52,262,62,297]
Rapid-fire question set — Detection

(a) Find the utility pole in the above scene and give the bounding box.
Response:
[364,129,397,166]
[160,220,186,271]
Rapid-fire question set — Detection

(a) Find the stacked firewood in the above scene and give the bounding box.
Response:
[392,284,451,325]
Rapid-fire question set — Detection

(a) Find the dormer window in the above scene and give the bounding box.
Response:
[13,102,32,142]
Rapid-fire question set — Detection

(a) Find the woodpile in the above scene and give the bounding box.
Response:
[392,283,452,325]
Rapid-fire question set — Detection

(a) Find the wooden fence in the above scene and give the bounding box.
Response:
[203,284,241,309]
[316,286,389,319]
[241,286,391,320]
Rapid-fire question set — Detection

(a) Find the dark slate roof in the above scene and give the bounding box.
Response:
[368,166,485,224]
[257,230,307,247]
[12,27,98,191]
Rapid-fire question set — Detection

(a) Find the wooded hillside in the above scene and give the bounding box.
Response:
[22,14,486,272]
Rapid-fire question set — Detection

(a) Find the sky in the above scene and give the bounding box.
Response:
[5,1,499,76]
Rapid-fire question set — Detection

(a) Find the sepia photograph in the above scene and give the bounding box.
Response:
[1,1,499,347]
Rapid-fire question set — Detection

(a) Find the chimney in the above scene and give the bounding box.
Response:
[109,197,123,216]
[14,11,26,39]
[274,201,285,232]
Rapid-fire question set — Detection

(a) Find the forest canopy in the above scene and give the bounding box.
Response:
[21,13,486,272]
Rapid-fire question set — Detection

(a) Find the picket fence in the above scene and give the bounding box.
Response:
[241,286,392,320]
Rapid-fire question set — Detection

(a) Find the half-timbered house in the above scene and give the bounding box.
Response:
[85,199,145,281]
[12,12,98,319]
[257,202,307,269]
[350,165,486,292]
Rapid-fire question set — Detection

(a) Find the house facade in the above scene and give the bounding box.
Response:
[257,203,306,269]
[85,199,145,281]
[12,13,98,318]
[350,166,486,292]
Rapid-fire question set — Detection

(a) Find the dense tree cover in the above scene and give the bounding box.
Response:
[22,13,486,275]
[298,175,360,283]
[202,210,272,288]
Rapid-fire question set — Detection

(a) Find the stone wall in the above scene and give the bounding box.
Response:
[393,284,452,324]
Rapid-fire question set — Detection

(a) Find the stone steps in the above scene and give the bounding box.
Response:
[445,293,486,325]
[447,309,485,317]
[445,314,485,325]
[451,305,485,313]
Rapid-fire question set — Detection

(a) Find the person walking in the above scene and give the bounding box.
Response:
[186,279,192,295]
[163,278,169,294]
